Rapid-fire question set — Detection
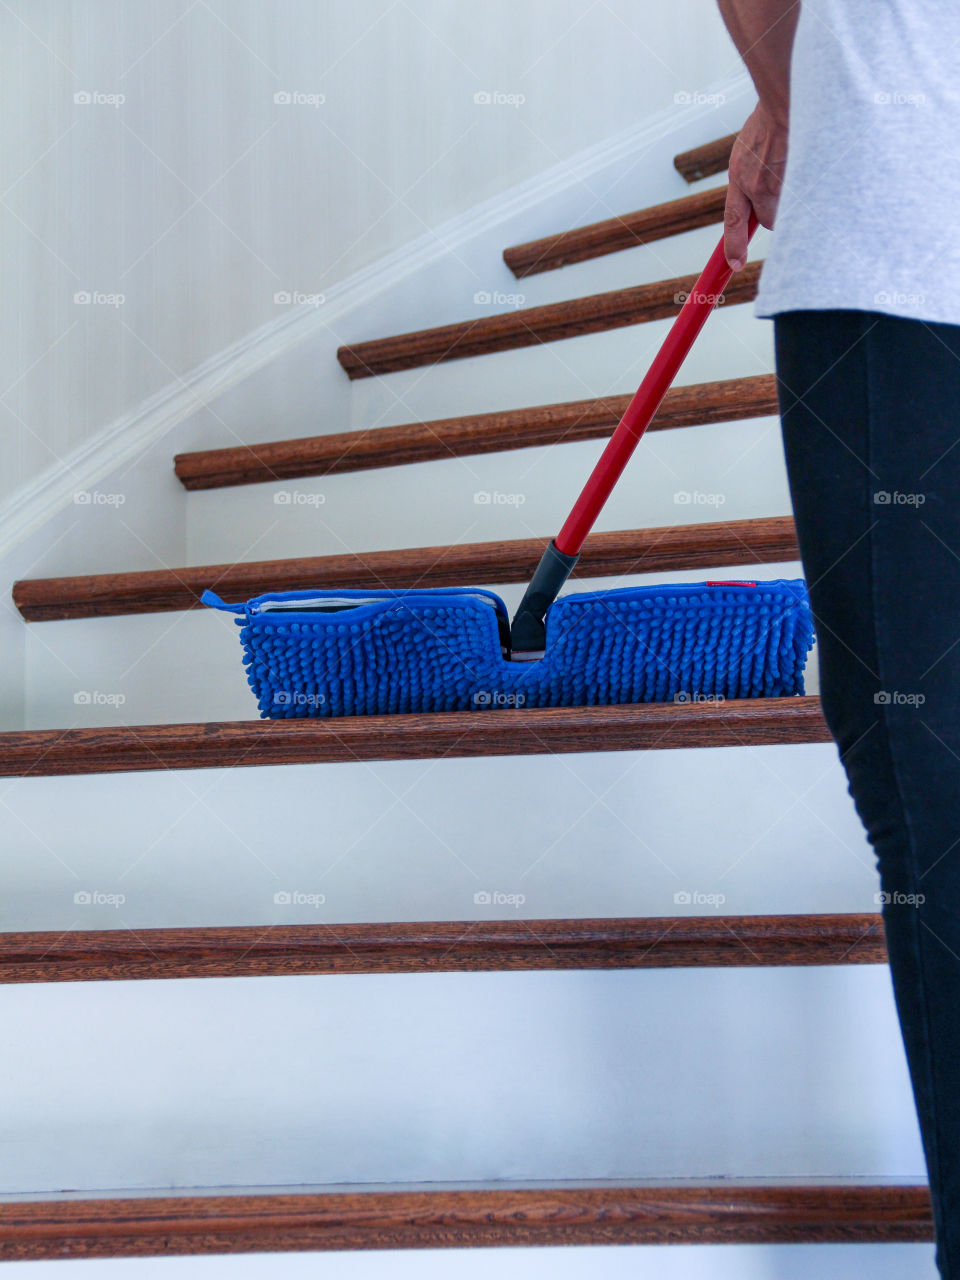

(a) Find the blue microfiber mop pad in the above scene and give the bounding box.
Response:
[203,579,815,719]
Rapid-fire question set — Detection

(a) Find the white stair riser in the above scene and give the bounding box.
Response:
[3,742,860,931]
[0,966,922,1193]
[182,413,787,568]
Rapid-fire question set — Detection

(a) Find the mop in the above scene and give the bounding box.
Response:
[204,216,814,719]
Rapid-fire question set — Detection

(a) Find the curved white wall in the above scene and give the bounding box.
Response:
[0,0,739,500]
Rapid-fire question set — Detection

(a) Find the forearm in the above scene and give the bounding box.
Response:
[717,0,800,124]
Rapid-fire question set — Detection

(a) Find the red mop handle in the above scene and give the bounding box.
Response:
[554,214,758,557]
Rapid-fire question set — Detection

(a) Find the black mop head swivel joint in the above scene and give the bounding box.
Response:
[509,541,580,657]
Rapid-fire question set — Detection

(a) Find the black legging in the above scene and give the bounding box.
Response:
[775,309,960,1277]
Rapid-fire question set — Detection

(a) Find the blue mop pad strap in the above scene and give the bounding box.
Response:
[200,589,243,612]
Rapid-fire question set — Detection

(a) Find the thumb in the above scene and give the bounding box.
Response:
[723,181,753,271]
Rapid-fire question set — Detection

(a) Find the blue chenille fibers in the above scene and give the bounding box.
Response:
[202,579,815,720]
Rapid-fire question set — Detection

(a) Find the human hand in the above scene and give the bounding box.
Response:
[724,103,789,270]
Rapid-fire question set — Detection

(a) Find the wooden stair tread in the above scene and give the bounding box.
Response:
[336,261,761,379]
[674,134,737,183]
[174,373,777,490]
[0,1179,932,1258]
[503,186,728,278]
[0,698,829,777]
[0,913,885,983]
[13,514,799,621]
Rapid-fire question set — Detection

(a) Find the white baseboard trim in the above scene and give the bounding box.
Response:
[0,69,751,560]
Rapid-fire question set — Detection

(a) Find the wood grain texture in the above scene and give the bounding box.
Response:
[174,373,777,490]
[503,186,728,278]
[674,134,737,183]
[0,1182,932,1259]
[0,913,885,983]
[336,261,761,379]
[13,514,799,620]
[0,697,830,778]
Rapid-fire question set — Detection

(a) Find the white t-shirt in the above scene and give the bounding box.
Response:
[753,0,960,325]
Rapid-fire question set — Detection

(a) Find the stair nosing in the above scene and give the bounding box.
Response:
[173,373,778,491]
[0,697,829,778]
[13,514,800,621]
[503,185,728,279]
[0,1180,932,1259]
[336,260,761,379]
[0,912,885,983]
[674,133,737,184]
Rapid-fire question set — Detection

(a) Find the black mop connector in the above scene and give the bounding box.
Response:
[509,540,580,657]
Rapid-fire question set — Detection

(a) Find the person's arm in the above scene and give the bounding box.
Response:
[716,0,800,268]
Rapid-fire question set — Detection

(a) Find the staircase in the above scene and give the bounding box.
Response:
[3,133,933,1269]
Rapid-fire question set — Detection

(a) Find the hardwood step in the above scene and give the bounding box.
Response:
[336,260,761,379]
[174,373,777,490]
[0,913,884,983]
[0,697,829,778]
[13,514,799,620]
[503,186,728,278]
[674,133,737,183]
[0,1179,932,1259]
